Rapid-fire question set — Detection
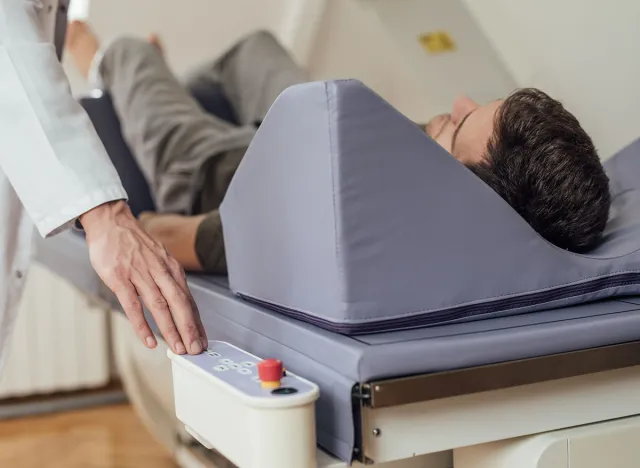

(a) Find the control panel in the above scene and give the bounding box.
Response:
[178,341,317,399]
[168,340,320,467]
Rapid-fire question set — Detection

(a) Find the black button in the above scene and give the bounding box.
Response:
[16,271,23,279]
[271,387,298,395]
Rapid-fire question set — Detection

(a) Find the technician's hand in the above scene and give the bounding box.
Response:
[79,200,208,355]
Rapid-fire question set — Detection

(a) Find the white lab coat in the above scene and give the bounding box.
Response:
[0,0,126,368]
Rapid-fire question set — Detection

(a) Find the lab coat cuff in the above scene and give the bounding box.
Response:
[37,184,129,238]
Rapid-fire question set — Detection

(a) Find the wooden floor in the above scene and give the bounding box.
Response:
[0,403,178,468]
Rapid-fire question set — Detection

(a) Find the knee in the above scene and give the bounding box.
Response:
[105,36,155,58]
[101,37,160,74]
[247,30,278,41]
[242,30,283,50]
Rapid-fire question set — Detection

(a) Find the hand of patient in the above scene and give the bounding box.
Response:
[80,201,207,355]
[139,211,206,272]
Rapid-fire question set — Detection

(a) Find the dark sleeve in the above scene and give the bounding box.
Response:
[195,209,227,274]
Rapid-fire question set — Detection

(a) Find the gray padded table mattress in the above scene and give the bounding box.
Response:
[34,231,640,461]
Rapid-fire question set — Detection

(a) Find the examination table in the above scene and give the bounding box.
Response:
[35,80,640,468]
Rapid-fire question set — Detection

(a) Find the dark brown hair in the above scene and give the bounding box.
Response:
[469,88,611,252]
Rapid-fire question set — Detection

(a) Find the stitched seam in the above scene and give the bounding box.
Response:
[326,82,346,305]
[241,271,640,324]
[241,280,640,332]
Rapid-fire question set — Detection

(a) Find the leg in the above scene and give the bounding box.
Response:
[184,31,309,126]
[67,22,255,214]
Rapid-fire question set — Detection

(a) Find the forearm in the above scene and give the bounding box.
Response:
[138,212,206,272]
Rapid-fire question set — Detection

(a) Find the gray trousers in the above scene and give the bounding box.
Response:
[98,30,308,214]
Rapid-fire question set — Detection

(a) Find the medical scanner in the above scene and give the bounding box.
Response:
[35,76,640,468]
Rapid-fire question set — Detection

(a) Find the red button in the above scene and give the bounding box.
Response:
[257,359,283,384]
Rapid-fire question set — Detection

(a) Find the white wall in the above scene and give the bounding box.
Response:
[307,0,516,123]
[63,0,300,94]
[463,0,640,158]
[64,0,515,126]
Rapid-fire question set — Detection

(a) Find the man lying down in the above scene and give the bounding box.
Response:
[67,22,611,274]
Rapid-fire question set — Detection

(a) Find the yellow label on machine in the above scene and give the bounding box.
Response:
[418,31,456,54]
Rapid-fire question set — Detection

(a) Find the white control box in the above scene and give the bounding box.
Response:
[168,341,320,468]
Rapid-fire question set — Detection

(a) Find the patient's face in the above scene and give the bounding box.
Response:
[425,96,503,165]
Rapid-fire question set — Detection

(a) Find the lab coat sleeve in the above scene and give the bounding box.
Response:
[0,0,128,237]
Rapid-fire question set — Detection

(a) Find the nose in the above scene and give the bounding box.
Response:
[451,95,478,125]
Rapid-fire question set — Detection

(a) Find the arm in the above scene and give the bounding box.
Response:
[0,0,125,234]
[0,0,206,355]
[140,211,227,275]
[140,212,207,272]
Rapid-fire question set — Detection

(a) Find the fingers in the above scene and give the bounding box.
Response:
[165,256,208,347]
[111,277,157,349]
[112,263,204,356]
[196,317,208,349]
[151,263,205,355]
[134,268,190,355]
[128,241,204,355]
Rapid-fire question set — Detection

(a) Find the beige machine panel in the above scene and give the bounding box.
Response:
[569,421,640,468]
[456,416,640,468]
